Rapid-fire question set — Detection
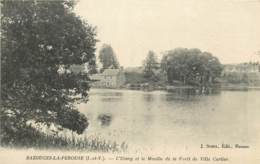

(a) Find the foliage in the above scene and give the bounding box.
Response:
[1,0,97,145]
[87,59,98,74]
[222,72,249,84]
[98,44,119,71]
[162,48,223,86]
[125,72,147,84]
[142,51,159,81]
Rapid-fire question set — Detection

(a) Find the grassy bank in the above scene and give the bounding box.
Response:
[0,126,127,152]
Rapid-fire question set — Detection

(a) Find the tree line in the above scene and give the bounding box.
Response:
[96,45,223,87]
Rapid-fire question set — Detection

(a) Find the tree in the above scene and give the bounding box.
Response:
[162,48,222,86]
[143,51,159,81]
[86,57,98,74]
[0,0,97,145]
[98,44,119,71]
[160,55,168,73]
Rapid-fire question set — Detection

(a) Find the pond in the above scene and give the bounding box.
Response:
[77,88,260,153]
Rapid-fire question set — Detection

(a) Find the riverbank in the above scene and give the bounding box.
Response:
[221,84,260,91]
[92,84,260,92]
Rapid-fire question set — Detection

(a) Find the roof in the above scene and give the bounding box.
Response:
[102,69,121,76]
[89,69,123,80]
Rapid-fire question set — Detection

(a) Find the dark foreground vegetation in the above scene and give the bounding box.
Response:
[0,0,124,151]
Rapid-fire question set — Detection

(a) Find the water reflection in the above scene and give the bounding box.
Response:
[168,87,221,95]
[98,91,123,97]
[93,90,123,102]
[101,97,122,102]
[142,94,155,102]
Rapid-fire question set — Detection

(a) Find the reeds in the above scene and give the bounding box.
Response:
[32,134,127,152]
[1,127,128,152]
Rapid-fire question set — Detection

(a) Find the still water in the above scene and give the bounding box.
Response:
[78,88,260,153]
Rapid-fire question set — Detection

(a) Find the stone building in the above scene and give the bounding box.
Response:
[90,69,126,88]
[222,63,260,74]
[221,63,260,85]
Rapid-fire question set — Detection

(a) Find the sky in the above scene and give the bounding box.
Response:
[75,0,260,67]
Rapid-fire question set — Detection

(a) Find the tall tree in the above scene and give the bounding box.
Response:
[163,48,222,86]
[86,57,98,74]
[1,0,97,144]
[98,44,119,71]
[143,51,158,80]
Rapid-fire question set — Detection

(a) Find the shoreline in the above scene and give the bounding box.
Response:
[90,85,260,92]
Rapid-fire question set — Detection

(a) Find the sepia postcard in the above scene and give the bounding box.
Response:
[1,0,260,163]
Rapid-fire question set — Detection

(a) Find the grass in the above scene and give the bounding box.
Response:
[1,126,128,152]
